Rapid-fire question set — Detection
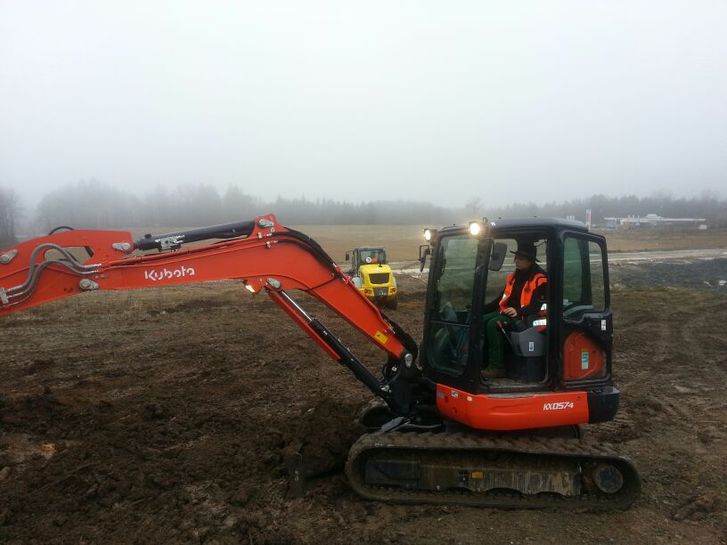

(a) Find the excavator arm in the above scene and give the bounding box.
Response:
[0,214,421,414]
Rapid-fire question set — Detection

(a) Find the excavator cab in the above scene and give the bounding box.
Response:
[421,219,617,422]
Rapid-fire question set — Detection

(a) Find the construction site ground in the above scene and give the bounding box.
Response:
[1,257,726,544]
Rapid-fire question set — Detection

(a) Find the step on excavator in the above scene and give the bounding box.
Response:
[0,214,640,510]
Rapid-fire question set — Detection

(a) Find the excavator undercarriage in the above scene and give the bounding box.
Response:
[344,400,640,510]
[347,430,639,510]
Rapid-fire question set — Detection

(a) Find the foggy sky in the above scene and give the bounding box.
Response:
[1,1,726,209]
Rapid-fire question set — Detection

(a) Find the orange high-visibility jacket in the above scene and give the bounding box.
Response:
[499,271,548,313]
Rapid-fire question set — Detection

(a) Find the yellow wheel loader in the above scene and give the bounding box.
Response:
[345,247,398,309]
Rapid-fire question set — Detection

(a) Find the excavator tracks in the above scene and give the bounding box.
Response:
[346,431,640,510]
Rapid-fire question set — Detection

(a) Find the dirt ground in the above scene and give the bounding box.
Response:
[1,261,726,544]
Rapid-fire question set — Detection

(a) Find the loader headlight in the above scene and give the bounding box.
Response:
[423,228,436,242]
[468,221,483,236]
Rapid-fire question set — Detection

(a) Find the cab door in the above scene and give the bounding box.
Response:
[422,233,489,393]
[559,233,612,386]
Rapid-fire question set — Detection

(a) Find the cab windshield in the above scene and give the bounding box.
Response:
[359,248,386,264]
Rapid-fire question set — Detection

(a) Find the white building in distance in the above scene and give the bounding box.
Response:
[603,214,707,229]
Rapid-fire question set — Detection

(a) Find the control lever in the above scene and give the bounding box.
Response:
[496,320,517,350]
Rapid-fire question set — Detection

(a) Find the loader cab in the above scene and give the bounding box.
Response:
[346,247,388,274]
[420,219,613,396]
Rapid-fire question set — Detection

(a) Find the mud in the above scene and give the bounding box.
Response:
[610,257,727,291]
[1,261,726,544]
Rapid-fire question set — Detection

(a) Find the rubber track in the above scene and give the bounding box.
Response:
[345,431,640,510]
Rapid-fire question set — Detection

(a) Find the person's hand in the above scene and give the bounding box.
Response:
[502,307,518,318]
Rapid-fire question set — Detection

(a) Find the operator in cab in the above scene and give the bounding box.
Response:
[481,241,548,378]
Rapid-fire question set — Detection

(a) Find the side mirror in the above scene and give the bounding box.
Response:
[345,252,350,261]
[418,245,431,272]
[489,242,507,271]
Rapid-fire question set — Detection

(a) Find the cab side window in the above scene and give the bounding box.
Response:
[588,241,606,310]
[563,237,606,314]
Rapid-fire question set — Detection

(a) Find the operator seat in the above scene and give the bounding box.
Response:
[501,315,547,382]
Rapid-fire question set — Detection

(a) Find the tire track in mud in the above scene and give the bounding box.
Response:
[610,288,726,531]
[605,294,680,442]
[615,291,717,425]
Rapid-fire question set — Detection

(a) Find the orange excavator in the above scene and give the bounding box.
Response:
[0,214,640,509]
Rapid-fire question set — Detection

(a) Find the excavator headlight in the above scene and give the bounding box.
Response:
[468,221,483,236]
[423,228,436,242]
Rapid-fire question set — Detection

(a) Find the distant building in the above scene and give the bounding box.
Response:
[603,214,707,229]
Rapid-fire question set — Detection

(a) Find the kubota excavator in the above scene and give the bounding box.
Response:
[0,214,640,509]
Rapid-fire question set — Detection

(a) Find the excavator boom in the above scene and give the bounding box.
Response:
[0,214,419,412]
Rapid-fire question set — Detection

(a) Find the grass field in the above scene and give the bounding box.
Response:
[294,225,727,260]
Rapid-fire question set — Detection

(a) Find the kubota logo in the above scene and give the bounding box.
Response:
[543,401,574,411]
[144,266,196,282]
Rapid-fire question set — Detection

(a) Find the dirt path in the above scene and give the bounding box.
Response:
[0,268,725,544]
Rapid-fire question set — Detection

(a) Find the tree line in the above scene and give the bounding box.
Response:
[31,180,457,231]
[0,187,20,245]
[1,181,726,243]
[486,193,727,226]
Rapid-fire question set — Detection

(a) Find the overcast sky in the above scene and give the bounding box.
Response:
[1,1,726,208]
